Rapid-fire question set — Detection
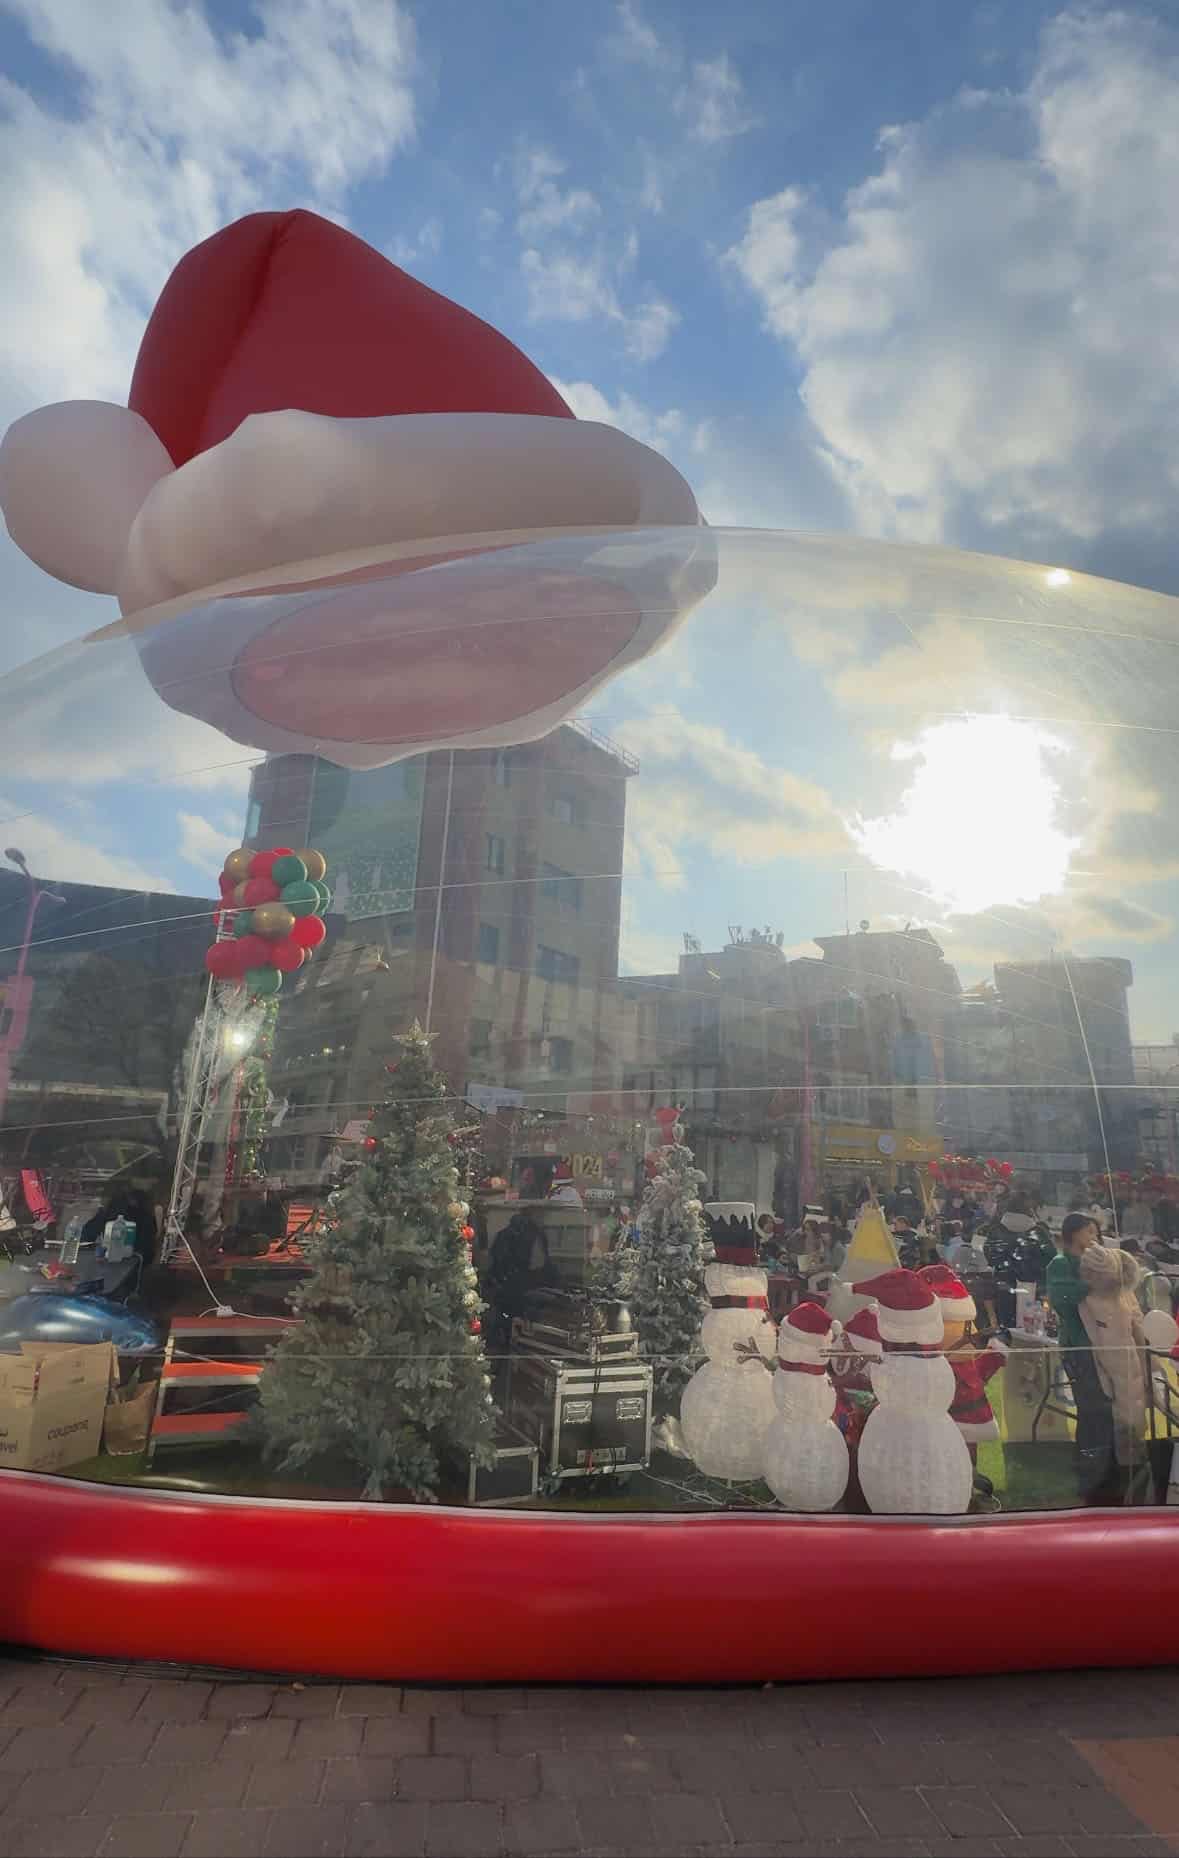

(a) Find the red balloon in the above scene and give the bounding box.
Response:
[249,849,278,879]
[291,914,327,950]
[218,871,236,898]
[205,941,244,979]
[270,939,305,972]
[235,933,273,970]
[243,876,281,907]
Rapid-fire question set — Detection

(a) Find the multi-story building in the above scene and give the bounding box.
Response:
[0,871,212,1182]
[248,724,635,1188]
[1133,1039,1179,1176]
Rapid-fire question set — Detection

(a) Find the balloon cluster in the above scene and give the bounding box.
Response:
[206,845,331,998]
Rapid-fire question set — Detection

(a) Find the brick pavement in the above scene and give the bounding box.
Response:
[0,1652,1176,1857]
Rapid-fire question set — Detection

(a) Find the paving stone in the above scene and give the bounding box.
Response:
[989,1784,1082,1835]
[78,1721,160,1767]
[0,1724,90,1769]
[182,1806,273,1856]
[719,1790,805,1846]
[87,1763,175,1818]
[433,1713,498,1755]
[1,1816,106,1857]
[207,1685,277,1720]
[98,1812,192,1856]
[66,1683,150,1722]
[469,1755,538,1801]
[7,1762,104,1817]
[1069,1785,1149,1835]
[270,1686,340,1719]
[347,1801,429,1856]
[503,1797,580,1855]
[135,1683,214,1722]
[576,1792,658,1851]
[995,1839,1074,1855]
[360,1715,431,1757]
[320,1756,401,1804]
[395,1756,468,1802]
[670,1745,763,1793]
[922,1784,1017,1837]
[401,1688,465,1717]
[538,1750,611,1797]
[338,1685,404,1716]
[791,1786,874,1841]
[606,1747,678,1794]
[292,1716,364,1759]
[244,1759,327,1808]
[496,1713,566,1754]
[162,1761,253,1811]
[221,1718,295,1764]
[648,1790,730,1850]
[462,1690,527,1717]
[855,1783,946,1838]
[263,1804,352,1856]
[424,1800,502,1856]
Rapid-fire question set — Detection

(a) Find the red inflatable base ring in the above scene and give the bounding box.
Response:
[3,1472,1177,1683]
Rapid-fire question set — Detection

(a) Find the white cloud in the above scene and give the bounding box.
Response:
[608,0,667,67]
[389,217,442,268]
[677,54,757,144]
[514,146,600,240]
[177,811,240,878]
[520,250,679,361]
[614,706,848,889]
[726,9,1179,560]
[0,0,419,671]
[0,798,177,897]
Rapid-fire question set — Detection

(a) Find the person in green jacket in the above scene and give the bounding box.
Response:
[1047,1213,1119,1504]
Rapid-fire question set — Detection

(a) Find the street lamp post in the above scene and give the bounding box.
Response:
[0,849,65,1124]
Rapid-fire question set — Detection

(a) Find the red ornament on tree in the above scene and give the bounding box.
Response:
[363,1135,379,1151]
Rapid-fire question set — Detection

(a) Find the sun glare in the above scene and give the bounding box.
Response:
[854,715,1079,916]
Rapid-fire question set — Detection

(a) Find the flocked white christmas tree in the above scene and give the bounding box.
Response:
[260,1022,496,1500]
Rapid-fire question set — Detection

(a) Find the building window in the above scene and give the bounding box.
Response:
[485,833,506,876]
[536,945,580,985]
[548,792,578,826]
[492,751,512,788]
[470,1018,492,1057]
[546,1036,574,1074]
[477,922,500,965]
[541,863,582,910]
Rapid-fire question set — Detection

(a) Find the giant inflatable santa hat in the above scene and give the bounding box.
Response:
[0,210,714,767]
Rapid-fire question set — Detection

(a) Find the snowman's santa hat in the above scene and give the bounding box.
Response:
[918,1262,976,1324]
[843,1305,883,1358]
[778,1300,837,1359]
[855,1268,943,1348]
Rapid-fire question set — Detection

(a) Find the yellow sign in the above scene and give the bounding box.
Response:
[562,1153,604,1180]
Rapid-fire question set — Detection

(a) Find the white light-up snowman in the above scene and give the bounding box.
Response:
[762,1300,849,1512]
[855,1268,972,1516]
[680,1205,776,1481]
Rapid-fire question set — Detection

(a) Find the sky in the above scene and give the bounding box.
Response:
[4,0,1179,1041]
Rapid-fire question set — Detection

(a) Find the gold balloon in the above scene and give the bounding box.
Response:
[224,848,253,882]
[233,881,251,906]
[298,848,327,882]
[253,902,295,940]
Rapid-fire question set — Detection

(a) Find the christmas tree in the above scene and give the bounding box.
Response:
[631,1125,712,1417]
[260,1023,496,1500]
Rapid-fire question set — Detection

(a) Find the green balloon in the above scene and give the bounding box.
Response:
[281,879,320,918]
[246,966,282,996]
[234,911,255,938]
[312,880,331,913]
[271,853,307,887]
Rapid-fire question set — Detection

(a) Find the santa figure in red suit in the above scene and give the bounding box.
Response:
[0,210,714,768]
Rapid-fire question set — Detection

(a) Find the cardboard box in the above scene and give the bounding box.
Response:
[0,1341,115,1472]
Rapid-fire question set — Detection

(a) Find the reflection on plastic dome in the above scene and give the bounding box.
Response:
[2,526,1178,1517]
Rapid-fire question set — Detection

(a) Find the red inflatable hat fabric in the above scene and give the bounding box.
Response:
[128,209,574,469]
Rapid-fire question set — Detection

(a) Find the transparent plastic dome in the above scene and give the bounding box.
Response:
[1,525,1176,1517]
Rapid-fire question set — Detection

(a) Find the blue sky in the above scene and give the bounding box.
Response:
[3,0,1179,1041]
